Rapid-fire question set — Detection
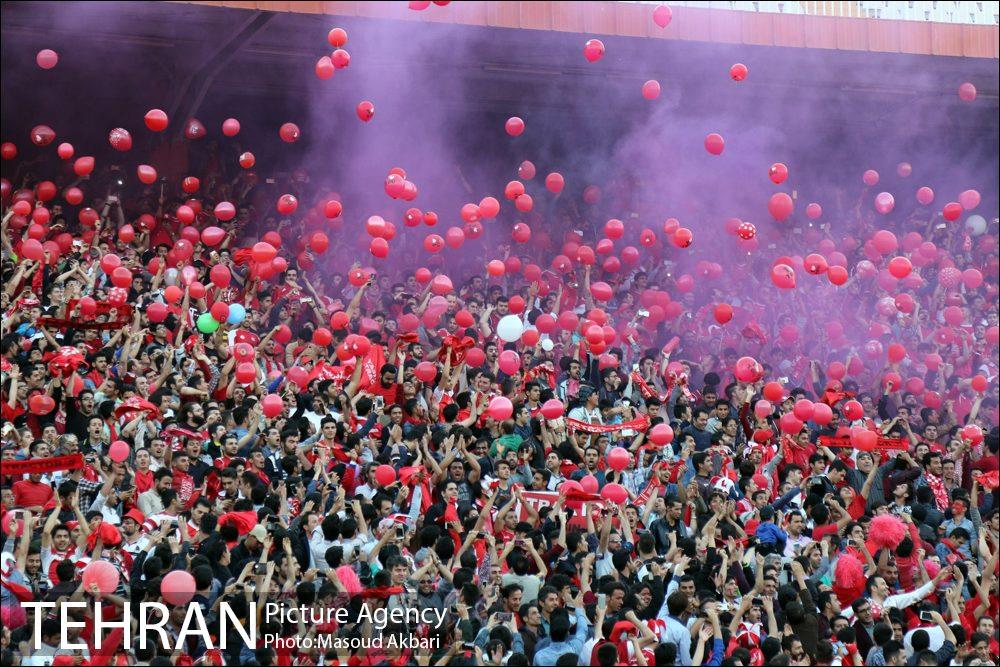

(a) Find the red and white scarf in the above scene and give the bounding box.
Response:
[925,472,949,512]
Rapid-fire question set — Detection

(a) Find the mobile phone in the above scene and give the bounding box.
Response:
[253,563,267,575]
[514,538,524,547]
[496,612,511,622]
[597,593,607,611]
[919,610,933,622]
[396,525,406,539]
[637,309,649,318]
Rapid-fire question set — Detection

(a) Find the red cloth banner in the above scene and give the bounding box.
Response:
[36,299,132,331]
[1,453,85,476]
[517,490,605,528]
[818,435,909,452]
[566,414,650,434]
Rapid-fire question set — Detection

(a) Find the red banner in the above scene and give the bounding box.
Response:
[566,414,650,434]
[1,453,84,476]
[818,435,909,452]
[516,490,605,528]
[37,300,132,331]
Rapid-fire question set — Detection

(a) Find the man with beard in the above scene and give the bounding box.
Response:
[138,468,173,517]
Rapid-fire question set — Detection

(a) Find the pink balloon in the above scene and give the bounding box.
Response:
[704,133,725,155]
[487,396,514,421]
[108,440,130,463]
[768,193,793,222]
[607,447,630,472]
[82,560,119,595]
[916,186,934,205]
[161,570,196,606]
[770,264,796,289]
[601,483,627,504]
[648,423,673,446]
[959,189,981,211]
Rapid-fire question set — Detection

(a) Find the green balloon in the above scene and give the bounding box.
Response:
[196,312,220,334]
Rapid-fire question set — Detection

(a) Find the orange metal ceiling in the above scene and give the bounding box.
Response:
[173,1,998,59]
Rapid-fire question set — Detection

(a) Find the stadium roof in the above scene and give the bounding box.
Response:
[175,0,998,57]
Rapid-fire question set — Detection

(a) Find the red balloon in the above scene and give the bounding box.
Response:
[315,56,335,79]
[210,301,230,323]
[729,62,748,81]
[648,423,674,446]
[374,464,396,488]
[704,133,725,155]
[735,356,764,383]
[827,265,848,286]
[713,304,733,324]
[222,118,241,136]
[279,122,301,142]
[111,266,133,288]
[323,199,343,219]
[504,180,525,200]
[812,403,833,426]
[252,242,277,264]
[185,118,206,139]
[30,125,56,146]
[590,281,613,302]
[942,202,962,221]
[328,26,348,46]
[312,327,333,347]
[214,202,236,221]
[958,82,977,102]
[357,101,375,122]
[505,117,525,136]
[601,483,627,504]
[768,163,788,184]
[488,396,514,420]
[108,128,132,152]
[793,399,815,421]
[842,400,863,421]
[672,228,693,248]
[779,412,803,435]
[642,80,661,100]
[117,224,135,244]
[370,237,389,258]
[144,108,169,132]
[309,232,329,254]
[583,38,605,62]
[277,194,298,215]
[36,48,59,69]
[332,48,351,68]
[235,362,256,384]
[57,142,74,160]
[771,264,796,289]
[210,264,231,288]
[136,165,157,185]
[607,447,630,472]
[29,394,56,415]
[82,560,119,596]
[545,172,565,194]
[73,156,95,177]
[424,233,444,253]
[768,192,794,221]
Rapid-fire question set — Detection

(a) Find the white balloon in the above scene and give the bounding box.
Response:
[965,214,986,236]
[165,268,178,286]
[541,338,554,352]
[496,315,524,343]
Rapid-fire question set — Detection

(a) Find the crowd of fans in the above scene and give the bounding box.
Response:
[1,124,998,667]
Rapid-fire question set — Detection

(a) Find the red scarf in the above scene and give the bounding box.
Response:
[925,472,949,512]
